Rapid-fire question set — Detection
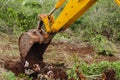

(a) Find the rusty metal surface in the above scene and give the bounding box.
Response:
[18,29,51,65]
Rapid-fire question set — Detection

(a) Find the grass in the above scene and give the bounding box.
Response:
[67,61,120,79]
[0,32,19,57]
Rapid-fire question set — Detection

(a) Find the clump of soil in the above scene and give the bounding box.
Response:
[4,59,67,80]
[5,60,24,76]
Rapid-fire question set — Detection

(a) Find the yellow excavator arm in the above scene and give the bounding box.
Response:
[19,0,120,67]
[39,0,97,33]
[40,0,120,34]
[116,0,120,6]
[51,0,97,32]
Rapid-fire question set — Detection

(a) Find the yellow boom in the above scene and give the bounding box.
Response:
[39,0,120,34]
[116,0,120,6]
[51,0,97,32]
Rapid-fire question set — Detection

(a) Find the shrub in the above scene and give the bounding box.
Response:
[67,61,120,79]
[90,34,117,56]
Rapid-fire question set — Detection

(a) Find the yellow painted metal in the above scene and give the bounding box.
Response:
[55,0,66,9]
[49,15,55,25]
[51,0,97,32]
[39,14,52,33]
[115,0,120,6]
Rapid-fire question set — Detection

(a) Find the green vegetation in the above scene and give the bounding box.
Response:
[67,61,120,79]
[2,71,17,80]
[2,71,33,80]
[90,34,117,56]
[0,0,55,35]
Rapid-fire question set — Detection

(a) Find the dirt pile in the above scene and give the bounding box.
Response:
[5,59,67,80]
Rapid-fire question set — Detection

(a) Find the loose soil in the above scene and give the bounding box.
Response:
[0,37,120,79]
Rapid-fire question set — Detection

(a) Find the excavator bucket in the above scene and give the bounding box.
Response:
[18,0,97,66]
[18,29,52,66]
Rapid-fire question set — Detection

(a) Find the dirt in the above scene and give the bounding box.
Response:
[104,69,116,80]
[4,60,67,80]
[48,41,120,64]
[0,39,120,79]
[5,60,24,75]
